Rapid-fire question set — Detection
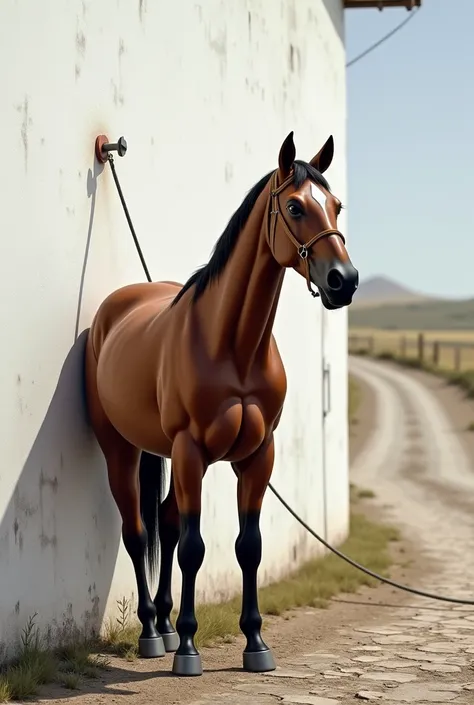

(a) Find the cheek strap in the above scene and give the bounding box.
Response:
[265,171,345,297]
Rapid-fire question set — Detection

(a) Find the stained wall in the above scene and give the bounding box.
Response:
[0,0,348,656]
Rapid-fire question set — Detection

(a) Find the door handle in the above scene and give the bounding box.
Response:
[323,362,331,418]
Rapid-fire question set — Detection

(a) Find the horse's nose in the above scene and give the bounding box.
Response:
[326,262,359,298]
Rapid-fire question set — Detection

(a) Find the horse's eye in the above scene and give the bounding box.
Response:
[287,202,303,218]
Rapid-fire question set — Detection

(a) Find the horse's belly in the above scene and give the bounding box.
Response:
[96,343,172,456]
[100,393,172,456]
[203,400,267,463]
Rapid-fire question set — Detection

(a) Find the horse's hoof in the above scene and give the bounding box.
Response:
[172,653,203,676]
[162,630,180,652]
[138,636,165,658]
[243,648,276,672]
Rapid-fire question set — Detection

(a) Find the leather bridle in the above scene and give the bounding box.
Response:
[265,170,345,298]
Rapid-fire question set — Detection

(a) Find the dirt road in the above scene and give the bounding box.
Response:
[40,358,474,704]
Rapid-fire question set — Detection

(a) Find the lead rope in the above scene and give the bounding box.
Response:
[106,156,474,606]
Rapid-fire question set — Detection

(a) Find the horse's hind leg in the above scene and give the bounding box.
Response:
[85,341,164,658]
[154,474,180,652]
[108,453,165,657]
[232,438,277,673]
[140,450,181,652]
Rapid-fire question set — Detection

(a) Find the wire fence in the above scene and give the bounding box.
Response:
[349,330,474,373]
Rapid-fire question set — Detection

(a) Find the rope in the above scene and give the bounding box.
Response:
[105,148,474,607]
[107,154,152,283]
[345,6,420,69]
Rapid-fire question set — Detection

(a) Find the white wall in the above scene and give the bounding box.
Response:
[0,0,348,657]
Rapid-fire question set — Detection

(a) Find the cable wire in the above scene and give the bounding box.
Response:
[346,7,420,69]
[267,482,474,605]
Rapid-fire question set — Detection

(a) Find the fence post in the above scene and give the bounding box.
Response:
[432,341,439,368]
[417,333,424,363]
[400,336,406,358]
[454,346,461,373]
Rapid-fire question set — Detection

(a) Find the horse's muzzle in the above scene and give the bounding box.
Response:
[311,260,359,309]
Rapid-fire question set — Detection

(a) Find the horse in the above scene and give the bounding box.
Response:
[84,131,359,676]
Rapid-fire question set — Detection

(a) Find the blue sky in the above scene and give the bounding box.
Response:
[345,0,474,299]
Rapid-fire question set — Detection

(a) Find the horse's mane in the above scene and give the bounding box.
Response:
[171,160,330,307]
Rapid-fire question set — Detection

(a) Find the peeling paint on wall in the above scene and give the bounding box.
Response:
[17,96,31,173]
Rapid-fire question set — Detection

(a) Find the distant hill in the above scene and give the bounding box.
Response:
[349,275,474,331]
[349,296,474,331]
[353,276,431,308]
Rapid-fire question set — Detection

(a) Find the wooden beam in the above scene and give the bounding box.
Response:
[344,1,421,9]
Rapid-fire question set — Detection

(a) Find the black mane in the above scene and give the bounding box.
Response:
[171,160,330,307]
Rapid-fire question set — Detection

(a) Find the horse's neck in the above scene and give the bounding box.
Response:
[198,187,284,377]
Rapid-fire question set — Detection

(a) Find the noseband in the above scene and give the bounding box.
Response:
[266,170,345,298]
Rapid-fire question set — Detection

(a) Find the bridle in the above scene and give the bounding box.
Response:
[265,169,345,298]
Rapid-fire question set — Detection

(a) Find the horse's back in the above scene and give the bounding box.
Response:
[89,281,182,358]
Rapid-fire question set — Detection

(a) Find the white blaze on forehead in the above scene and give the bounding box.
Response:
[310,181,330,222]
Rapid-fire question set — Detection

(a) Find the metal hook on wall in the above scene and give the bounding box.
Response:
[95,134,128,164]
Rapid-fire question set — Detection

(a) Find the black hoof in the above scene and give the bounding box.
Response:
[172,652,203,676]
[162,630,180,652]
[243,648,276,672]
[138,636,165,658]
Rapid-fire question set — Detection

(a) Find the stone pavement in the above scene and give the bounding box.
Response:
[188,599,474,704]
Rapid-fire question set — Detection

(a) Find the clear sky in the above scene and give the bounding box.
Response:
[345,0,474,299]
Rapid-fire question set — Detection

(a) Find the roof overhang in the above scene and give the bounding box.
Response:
[344,1,421,9]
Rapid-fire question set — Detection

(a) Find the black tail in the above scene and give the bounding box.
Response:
[139,451,167,585]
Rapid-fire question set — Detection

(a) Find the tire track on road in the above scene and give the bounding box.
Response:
[350,356,474,597]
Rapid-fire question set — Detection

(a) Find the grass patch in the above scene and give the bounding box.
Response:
[56,644,109,679]
[375,350,396,362]
[348,375,361,425]
[375,351,429,371]
[102,620,141,660]
[357,488,376,499]
[0,678,12,703]
[444,369,474,398]
[0,615,109,702]
[58,672,81,690]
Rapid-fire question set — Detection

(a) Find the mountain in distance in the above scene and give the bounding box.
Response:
[352,275,434,308]
[349,275,474,330]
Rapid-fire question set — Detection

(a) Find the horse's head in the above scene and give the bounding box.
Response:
[267,131,358,309]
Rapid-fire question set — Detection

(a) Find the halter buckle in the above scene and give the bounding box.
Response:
[298,245,309,260]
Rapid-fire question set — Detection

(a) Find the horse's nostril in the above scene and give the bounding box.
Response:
[327,269,344,291]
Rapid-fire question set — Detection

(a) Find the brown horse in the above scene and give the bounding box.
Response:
[84,132,358,676]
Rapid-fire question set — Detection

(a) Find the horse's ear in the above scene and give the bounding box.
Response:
[309,135,334,174]
[278,131,296,180]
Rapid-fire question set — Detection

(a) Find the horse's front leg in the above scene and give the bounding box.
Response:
[232,437,276,673]
[154,473,180,652]
[171,431,207,676]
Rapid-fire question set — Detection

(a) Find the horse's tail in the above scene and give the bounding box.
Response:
[139,451,167,584]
